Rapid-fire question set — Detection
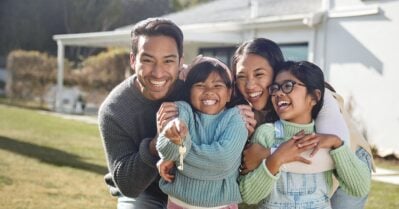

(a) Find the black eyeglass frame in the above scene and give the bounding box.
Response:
[268,80,306,96]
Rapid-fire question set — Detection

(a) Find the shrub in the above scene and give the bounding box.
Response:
[76,48,130,92]
[6,50,58,107]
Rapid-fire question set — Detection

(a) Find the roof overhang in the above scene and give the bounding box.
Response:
[53,30,131,47]
[53,12,324,47]
[181,12,324,32]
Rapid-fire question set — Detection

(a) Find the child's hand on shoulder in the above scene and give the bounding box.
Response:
[163,118,188,144]
[296,133,343,157]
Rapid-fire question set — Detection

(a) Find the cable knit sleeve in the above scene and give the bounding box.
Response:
[330,144,371,197]
[239,123,280,204]
[182,107,248,179]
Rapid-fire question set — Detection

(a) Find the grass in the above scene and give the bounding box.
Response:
[0,104,398,209]
[0,104,115,209]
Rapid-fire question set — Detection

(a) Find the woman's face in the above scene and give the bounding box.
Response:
[235,53,274,111]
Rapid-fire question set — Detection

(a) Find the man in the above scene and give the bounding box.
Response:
[98,17,185,209]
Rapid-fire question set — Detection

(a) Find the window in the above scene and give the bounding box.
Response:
[280,43,308,61]
[199,43,308,65]
[199,47,236,65]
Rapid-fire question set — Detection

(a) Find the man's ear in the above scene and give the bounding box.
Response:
[311,89,322,105]
[130,52,136,73]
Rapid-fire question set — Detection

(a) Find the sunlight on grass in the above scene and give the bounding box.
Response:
[0,105,115,209]
[0,104,398,209]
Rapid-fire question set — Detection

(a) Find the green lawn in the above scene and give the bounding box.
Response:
[0,104,398,209]
[0,104,115,208]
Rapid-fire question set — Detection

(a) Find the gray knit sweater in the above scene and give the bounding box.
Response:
[98,75,185,199]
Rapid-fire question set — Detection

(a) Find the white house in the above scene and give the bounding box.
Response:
[53,0,399,157]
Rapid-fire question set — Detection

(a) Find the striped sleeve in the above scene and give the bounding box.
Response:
[330,144,371,197]
[239,124,280,204]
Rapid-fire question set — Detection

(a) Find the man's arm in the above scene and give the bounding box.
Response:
[99,110,159,198]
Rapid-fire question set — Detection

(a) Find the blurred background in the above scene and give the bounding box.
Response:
[0,0,398,208]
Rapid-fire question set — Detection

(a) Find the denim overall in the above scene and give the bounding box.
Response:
[258,121,331,209]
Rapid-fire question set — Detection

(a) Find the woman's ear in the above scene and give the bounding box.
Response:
[311,89,321,105]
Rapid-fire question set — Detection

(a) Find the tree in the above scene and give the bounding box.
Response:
[0,0,172,63]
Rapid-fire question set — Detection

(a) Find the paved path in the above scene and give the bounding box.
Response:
[39,111,98,125]
[372,167,399,185]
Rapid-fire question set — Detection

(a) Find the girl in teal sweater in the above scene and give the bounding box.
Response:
[239,61,370,209]
[156,56,248,209]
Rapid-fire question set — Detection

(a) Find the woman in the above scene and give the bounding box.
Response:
[230,38,373,209]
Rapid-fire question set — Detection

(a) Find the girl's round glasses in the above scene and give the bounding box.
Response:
[268,80,306,96]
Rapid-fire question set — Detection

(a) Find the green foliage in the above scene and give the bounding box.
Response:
[0,0,171,60]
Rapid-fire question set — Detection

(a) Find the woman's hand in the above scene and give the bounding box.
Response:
[237,105,257,136]
[157,159,175,183]
[295,133,343,157]
[241,143,271,175]
[163,118,188,144]
[157,102,178,133]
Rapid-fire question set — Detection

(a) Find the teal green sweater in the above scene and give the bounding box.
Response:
[157,101,248,207]
[239,120,371,204]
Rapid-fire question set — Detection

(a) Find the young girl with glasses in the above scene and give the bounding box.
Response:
[239,61,370,209]
[156,56,248,209]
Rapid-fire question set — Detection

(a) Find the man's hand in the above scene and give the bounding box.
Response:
[157,159,175,182]
[157,102,178,133]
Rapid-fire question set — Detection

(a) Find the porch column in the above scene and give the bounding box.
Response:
[56,40,64,112]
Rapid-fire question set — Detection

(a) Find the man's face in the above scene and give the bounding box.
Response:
[131,35,182,100]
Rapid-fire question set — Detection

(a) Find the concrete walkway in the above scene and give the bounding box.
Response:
[39,110,98,125]
[372,167,399,185]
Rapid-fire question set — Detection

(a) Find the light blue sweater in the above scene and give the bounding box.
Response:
[156,101,248,207]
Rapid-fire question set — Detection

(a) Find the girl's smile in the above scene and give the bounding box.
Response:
[190,71,232,115]
[272,71,315,124]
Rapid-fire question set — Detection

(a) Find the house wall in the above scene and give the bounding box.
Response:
[183,26,314,65]
[325,0,399,156]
